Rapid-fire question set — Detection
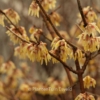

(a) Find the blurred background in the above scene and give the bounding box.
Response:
[0,0,100,100]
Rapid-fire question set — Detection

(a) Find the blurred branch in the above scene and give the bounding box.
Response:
[77,0,87,27]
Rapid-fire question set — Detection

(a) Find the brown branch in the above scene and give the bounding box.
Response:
[77,0,88,27]
[82,56,91,73]
[75,57,85,93]
[0,9,23,35]
[49,52,78,74]
[6,26,30,44]
[36,0,77,50]
[40,10,55,38]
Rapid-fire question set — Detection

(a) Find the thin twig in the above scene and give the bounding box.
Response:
[77,0,88,27]
[0,9,23,35]
[6,26,30,44]
[36,0,77,50]
[49,52,78,74]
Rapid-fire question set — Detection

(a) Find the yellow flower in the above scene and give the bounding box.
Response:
[74,49,84,61]
[78,34,100,52]
[25,42,51,65]
[85,23,100,37]
[14,43,27,59]
[0,13,5,27]
[0,61,16,74]
[50,12,62,26]
[16,83,32,100]
[28,1,40,17]
[83,6,90,15]
[0,82,7,100]
[6,25,29,44]
[29,26,43,43]
[86,10,97,22]
[20,83,31,92]
[51,38,73,63]
[83,76,96,89]
[42,0,56,12]
[4,8,20,24]
[77,23,100,52]
[75,93,95,100]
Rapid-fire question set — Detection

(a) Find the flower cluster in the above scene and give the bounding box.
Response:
[6,25,29,44]
[28,1,40,17]
[78,23,100,52]
[75,93,95,100]
[83,76,96,89]
[74,49,84,61]
[49,12,62,26]
[4,8,20,24]
[15,41,51,65]
[29,26,43,43]
[83,6,97,23]
[0,59,77,99]
[41,0,56,12]
[51,37,73,63]
[0,8,20,26]
[28,0,57,17]
[0,61,16,75]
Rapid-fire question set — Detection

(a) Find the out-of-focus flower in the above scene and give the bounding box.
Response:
[16,83,32,100]
[83,76,96,89]
[0,82,7,100]
[6,25,29,44]
[0,13,5,26]
[20,62,30,74]
[10,69,24,79]
[85,23,100,37]
[28,1,40,17]
[5,76,18,91]
[4,8,20,24]
[29,26,43,43]
[47,77,55,85]
[14,43,27,59]
[0,61,16,74]
[41,0,56,12]
[75,93,95,100]
[82,6,97,22]
[83,6,90,14]
[20,83,31,92]
[49,12,62,26]
[86,9,97,22]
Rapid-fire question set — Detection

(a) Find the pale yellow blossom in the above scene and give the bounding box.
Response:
[50,12,62,26]
[0,61,16,74]
[4,8,20,24]
[51,38,73,63]
[29,26,43,43]
[83,76,96,89]
[28,1,40,17]
[6,25,29,44]
[75,93,95,100]
[42,0,56,11]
